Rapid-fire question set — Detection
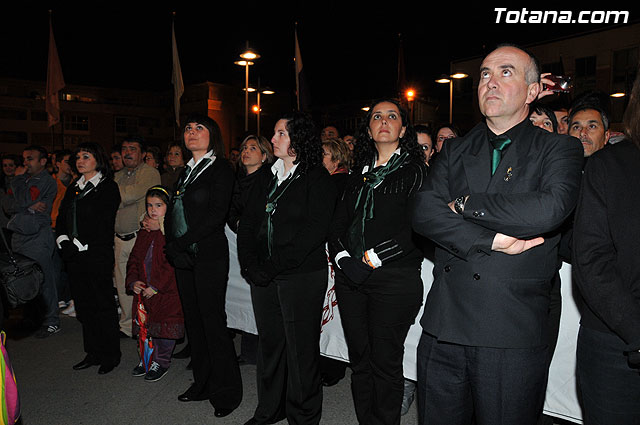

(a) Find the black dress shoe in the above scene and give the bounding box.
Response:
[172,343,191,359]
[178,386,207,402]
[98,359,120,375]
[73,356,100,370]
[214,408,234,418]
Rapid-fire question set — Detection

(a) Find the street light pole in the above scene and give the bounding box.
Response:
[436,73,468,123]
[236,43,260,132]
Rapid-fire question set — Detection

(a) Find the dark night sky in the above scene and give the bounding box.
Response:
[2,4,639,109]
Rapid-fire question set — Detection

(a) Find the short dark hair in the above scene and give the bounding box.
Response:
[1,153,19,165]
[111,143,122,155]
[529,102,559,132]
[123,136,147,153]
[414,124,432,136]
[74,142,112,179]
[23,145,48,161]
[182,114,225,158]
[569,91,610,131]
[55,149,73,162]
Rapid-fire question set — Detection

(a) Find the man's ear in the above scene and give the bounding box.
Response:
[526,82,541,105]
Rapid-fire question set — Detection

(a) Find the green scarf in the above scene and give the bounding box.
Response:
[346,151,409,258]
[170,157,212,254]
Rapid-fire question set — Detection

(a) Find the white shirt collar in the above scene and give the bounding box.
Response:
[186,150,216,169]
[271,158,299,184]
[362,148,401,173]
[77,171,103,190]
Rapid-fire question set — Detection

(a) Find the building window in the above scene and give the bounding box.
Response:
[64,115,90,131]
[0,131,28,144]
[115,116,139,134]
[0,108,27,120]
[31,110,48,121]
[573,56,597,96]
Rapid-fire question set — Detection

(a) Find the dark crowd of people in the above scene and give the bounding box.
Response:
[1,43,639,425]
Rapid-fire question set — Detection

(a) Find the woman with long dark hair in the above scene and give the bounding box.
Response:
[237,111,337,425]
[329,99,427,424]
[56,142,121,374]
[164,114,242,418]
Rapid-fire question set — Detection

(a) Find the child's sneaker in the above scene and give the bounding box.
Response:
[132,361,146,377]
[144,361,168,382]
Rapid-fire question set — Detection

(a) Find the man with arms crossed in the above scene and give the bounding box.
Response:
[412,44,583,425]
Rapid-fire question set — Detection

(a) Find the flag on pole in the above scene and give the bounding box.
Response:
[172,19,184,126]
[46,15,65,128]
[294,25,310,112]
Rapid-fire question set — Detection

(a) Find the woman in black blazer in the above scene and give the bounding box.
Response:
[56,142,121,374]
[164,114,242,418]
[237,111,337,425]
[329,99,427,425]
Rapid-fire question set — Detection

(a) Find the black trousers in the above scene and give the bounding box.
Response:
[67,255,120,366]
[577,326,640,425]
[335,266,423,425]
[251,268,327,425]
[175,256,242,410]
[416,332,548,425]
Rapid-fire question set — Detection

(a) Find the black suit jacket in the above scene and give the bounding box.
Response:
[413,119,583,348]
[165,157,235,259]
[237,164,337,277]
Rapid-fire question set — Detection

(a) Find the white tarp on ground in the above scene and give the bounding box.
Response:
[225,226,582,422]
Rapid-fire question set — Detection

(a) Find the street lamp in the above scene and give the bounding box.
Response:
[436,73,468,122]
[235,44,260,131]
[255,87,275,137]
[406,89,416,123]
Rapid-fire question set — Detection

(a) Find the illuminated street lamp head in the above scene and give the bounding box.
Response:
[436,77,451,84]
[234,60,254,66]
[240,48,260,60]
[406,89,416,101]
[252,105,260,113]
[610,92,626,98]
[451,73,468,79]
[262,90,275,95]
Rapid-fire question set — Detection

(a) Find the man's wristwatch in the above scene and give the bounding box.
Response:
[454,196,466,214]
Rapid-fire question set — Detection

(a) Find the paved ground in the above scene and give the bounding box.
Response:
[4,311,419,425]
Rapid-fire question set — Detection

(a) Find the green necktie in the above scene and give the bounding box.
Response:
[490,135,512,175]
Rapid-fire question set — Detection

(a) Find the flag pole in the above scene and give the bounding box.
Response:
[294,22,300,111]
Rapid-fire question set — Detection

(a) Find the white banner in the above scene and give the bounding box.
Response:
[225,226,582,422]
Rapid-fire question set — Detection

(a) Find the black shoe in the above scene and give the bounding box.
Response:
[321,375,343,387]
[173,343,191,359]
[132,361,146,377]
[35,325,60,339]
[214,408,235,418]
[98,359,120,375]
[73,356,100,370]
[144,362,168,382]
[178,386,206,402]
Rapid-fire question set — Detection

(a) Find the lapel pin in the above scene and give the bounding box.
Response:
[504,167,513,182]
